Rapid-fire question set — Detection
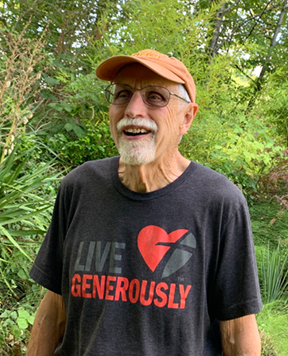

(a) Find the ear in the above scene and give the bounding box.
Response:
[179,103,198,135]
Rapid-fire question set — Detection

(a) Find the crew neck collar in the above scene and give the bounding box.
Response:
[110,156,197,201]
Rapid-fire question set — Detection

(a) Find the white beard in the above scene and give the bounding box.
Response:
[117,118,158,166]
[118,136,156,165]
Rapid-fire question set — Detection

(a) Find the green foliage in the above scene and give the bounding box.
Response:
[1,0,284,194]
[256,72,288,146]
[0,144,60,350]
[257,301,288,356]
[0,21,49,164]
[181,109,284,198]
[30,62,114,168]
[250,202,288,248]
[0,282,43,354]
[252,202,288,354]
[252,202,288,305]
[0,307,36,343]
[257,149,288,205]
[45,70,108,121]
[260,246,288,304]
[47,118,117,169]
[0,147,60,251]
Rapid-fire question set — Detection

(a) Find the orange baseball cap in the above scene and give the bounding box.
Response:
[96,49,197,103]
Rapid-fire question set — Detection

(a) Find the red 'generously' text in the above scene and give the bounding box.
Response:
[71,274,191,310]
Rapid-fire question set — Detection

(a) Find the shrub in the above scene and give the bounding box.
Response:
[46,117,117,170]
[257,150,288,207]
[0,145,60,351]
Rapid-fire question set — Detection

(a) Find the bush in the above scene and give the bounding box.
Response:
[0,145,60,352]
[257,149,288,206]
[46,117,118,170]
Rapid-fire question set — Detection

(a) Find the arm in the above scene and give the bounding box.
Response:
[220,314,261,356]
[27,290,66,356]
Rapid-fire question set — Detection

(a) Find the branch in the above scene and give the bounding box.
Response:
[269,0,288,49]
[242,0,275,42]
[246,0,288,112]
[233,64,257,85]
[222,0,241,14]
[0,16,8,27]
[12,0,39,31]
[225,0,283,48]
[256,0,288,86]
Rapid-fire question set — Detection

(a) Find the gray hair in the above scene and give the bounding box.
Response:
[177,85,191,145]
[177,84,191,103]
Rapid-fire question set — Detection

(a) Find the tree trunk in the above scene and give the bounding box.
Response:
[209,2,226,57]
[248,0,288,110]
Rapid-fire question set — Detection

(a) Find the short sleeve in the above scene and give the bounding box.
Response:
[30,182,68,295]
[211,200,262,320]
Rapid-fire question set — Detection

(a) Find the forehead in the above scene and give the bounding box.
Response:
[114,63,179,90]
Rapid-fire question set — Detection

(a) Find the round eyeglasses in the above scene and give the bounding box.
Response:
[104,83,190,108]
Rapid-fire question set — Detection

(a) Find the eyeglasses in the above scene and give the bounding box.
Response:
[104,83,190,108]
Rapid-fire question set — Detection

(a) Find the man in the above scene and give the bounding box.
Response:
[27,49,262,355]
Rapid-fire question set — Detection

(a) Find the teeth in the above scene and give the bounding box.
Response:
[125,128,148,134]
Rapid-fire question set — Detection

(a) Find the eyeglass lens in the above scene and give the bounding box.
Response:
[105,84,170,107]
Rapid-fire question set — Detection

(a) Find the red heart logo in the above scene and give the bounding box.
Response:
[138,226,188,272]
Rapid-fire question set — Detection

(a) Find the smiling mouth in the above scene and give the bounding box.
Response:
[123,128,151,136]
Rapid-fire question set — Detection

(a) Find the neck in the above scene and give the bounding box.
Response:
[118,150,190,193]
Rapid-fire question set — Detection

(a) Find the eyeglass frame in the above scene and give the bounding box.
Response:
[104,82,191,108]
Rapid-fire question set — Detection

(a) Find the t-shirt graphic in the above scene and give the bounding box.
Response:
[70,225,196,310]
[138,225,196,278]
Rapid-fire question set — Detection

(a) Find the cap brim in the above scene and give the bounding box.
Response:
[96,55,185,84]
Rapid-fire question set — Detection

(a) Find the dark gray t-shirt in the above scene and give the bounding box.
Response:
[30,157,262,355]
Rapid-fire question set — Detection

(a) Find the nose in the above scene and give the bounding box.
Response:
[124,90,147,119]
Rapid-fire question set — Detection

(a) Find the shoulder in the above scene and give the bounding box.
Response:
[191,162,244,198]
[61,156,117,186]
[55,157,119,203]
[187,163,249,222]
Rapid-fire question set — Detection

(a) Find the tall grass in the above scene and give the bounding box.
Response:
[261,245,288,303]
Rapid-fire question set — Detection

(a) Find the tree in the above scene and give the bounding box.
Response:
[247,0,288,109]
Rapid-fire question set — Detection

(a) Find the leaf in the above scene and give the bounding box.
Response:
[42,74,59,86]
[17,269,27,280]
[41,89,58,101]
[0,225,32,261]
[0,310,10,318]
[9,229,47,236]
[60,101,72,112]
[27,312,36,325]
[17,310,30,329]
[73,125,86,138]
[11,311,17,319]
[64,123,86,138]
[48,103,63,111]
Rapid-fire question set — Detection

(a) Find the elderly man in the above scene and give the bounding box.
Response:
[28,49,262,355]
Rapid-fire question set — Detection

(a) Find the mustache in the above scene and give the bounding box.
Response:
[117,118,158,133]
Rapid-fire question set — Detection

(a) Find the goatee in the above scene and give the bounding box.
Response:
[117,118,158,166]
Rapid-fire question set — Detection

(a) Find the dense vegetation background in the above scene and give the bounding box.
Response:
[0,0,288,354]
